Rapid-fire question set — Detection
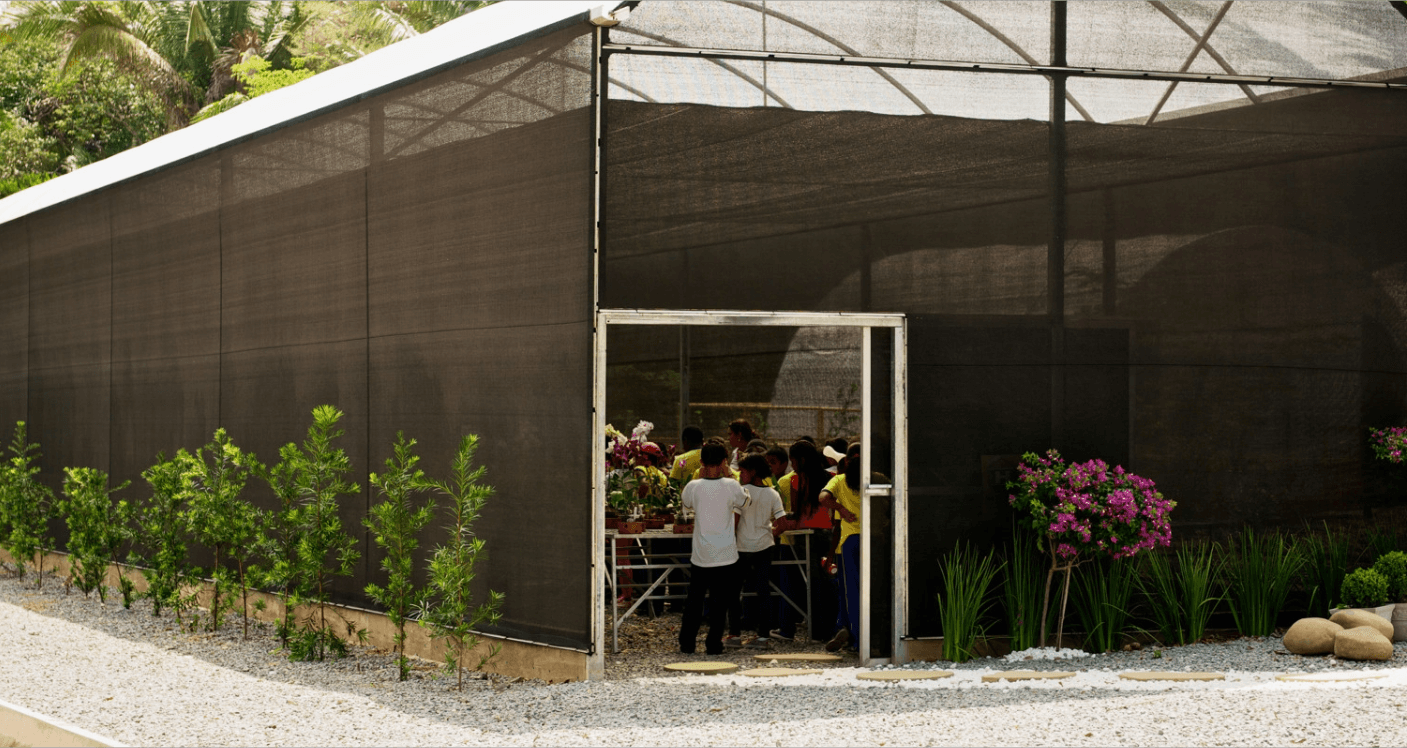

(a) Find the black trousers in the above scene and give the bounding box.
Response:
[727,548,773,637]
[679,561,740,655]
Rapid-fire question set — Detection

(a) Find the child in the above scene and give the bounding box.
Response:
[678,442,746,655]
[726,453,786,648]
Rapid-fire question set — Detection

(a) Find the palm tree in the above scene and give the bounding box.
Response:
[347,1,490,48]
[2,1,309,125]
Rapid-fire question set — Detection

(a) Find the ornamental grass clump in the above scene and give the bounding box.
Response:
[0,422,56,586]
[1137,541,1222,646]
[1070,557,1138,653]
[1340,567,1391,609]
[1002,529,1049,652]
[1223,527,1303,637]
[1302,522,1350,614]
[1007,450,1174,647]
[936,542,1003,663]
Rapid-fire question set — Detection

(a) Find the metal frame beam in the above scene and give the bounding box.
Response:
[602,42,1407,92]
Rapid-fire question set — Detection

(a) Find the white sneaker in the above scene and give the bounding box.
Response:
[745,637,773,649]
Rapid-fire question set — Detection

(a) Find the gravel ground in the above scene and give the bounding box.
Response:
[6,570,1407,746]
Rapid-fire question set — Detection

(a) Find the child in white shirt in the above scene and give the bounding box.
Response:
[725,453,786,648]
[678,443,747,655]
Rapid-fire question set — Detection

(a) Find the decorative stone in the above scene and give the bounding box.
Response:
[754,653,842,662]
[1276,672,1388,683]
[662,662,738,674]
[981,670,1076,682]
[1117,671,1224,682]
[742,668,822,677]
[1333,626,1394,661]
[856,670,953,681]
[1329,609,1394,640]
[1282,618,1343,655]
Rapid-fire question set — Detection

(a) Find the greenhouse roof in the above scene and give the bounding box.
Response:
[0,0,621,225]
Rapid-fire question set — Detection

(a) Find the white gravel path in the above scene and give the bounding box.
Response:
[6,575,1407,746]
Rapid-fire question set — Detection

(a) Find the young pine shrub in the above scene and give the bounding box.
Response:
[936,542,1003,663]
[1302,522,1350,614]
[1224,527,1304,637]
[58,467,133,602]
[1137,542,1222,646]
[1371,551,1407,603]
[180,429,264,635]
[255,441,306,648]
[1340,567,1391,609]
[1,422,56,586]
[365,433,436,681]
[1003,528,1048,653]
[1069,557,1138,653]
[417,435,505,690]
[273,405,365,661]
[136,454,191,618]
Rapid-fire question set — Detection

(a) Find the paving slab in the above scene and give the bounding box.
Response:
[1118,671,1225,682]
[662,662,738,674]
[743,668,823,677]
[981,670,1077,682]
[1276,672,1388,683]
[754,653,842,662]
[856,670,953,682]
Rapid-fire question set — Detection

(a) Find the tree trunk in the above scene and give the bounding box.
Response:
[1038,554,1057,648]
[1056,562,1075,651]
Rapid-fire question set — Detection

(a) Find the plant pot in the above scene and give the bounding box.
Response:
[672,523,694,535]
[619,521,645,535]
[1330,604,1396,625]
[604,517,620,531]
[1394,603,1407,642]
[656,513,675,524]
[643,518,667,530]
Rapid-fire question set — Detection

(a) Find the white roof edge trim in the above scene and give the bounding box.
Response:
[0,0,616,226]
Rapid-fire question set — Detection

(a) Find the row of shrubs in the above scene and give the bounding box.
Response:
[939,524,1405,663]
[0,407,502,688]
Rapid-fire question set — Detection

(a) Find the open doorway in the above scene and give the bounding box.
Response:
[589,310,906,679]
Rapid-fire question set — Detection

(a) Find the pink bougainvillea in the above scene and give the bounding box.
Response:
[1007,450,1174,561]
[1370,426,1407,464]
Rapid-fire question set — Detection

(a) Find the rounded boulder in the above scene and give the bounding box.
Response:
[1282,617,1343,655]
[1330,609,1395,640]
[1333,626,1394,661]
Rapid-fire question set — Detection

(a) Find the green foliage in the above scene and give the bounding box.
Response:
[1223,527,1304,637]
[1371,551,1407,603]
[0,422,56,584]
[0,111,59,178]
[263,405,363,661]
[0,171,58,198]
[254,439,305,648]
[936,542,1003,663]
[1340,567,1391,609]
[1069,557,1138,653]
[1302,522,1350,614]
[365,432,435,681]
[1366,528,1400,562]
[179,428,262,635]
[135,454,189,617]
[1137,542,1222,646]
[417,435,504,690]
[57,466,132,602]
[190,54,312,122]
[1002,528,1048,652]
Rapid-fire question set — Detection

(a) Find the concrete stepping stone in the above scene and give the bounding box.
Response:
[981,670,1076,682]
[857,670,953,682]
[743,667,822,677]
[663,662,738,674]
[1276,672,1387,683]
[1118,671,1225,682]
[754,653,842,662]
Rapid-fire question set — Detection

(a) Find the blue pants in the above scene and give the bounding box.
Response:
[835,534,861,648]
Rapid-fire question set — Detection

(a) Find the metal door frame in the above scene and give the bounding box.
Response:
[589,309,908,678]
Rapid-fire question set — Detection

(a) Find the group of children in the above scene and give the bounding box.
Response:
[669,419,866,656]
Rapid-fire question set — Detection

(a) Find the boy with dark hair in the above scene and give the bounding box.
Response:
[727,453,786,649]
[678,442,746,655]
[669,425,706,487]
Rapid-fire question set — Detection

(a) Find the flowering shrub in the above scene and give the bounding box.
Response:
[1369,426,1407,463]
[1008,450,1174,561]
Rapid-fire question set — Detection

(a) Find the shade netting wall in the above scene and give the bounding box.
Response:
[598,1,1407,637]
[0,25,595,650]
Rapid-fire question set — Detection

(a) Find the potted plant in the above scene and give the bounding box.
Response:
[1334,567,1393,624]
[1371,551,1407,640]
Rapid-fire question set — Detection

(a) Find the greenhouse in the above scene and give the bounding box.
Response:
[2,0,1407,680]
